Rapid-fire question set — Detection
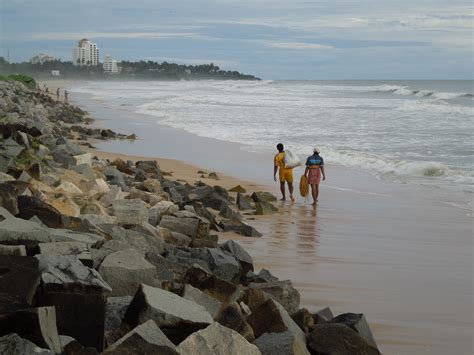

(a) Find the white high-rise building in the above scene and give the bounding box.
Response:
[72,38,99,66]
[103,54,118,74]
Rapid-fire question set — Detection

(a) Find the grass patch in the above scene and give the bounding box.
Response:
[0,74,37,89]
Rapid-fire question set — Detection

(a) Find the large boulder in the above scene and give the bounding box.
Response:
[123,284,213,343]
[254,201,279,215]
[251,192,277,203]
[38,241,92,267]
[248,280,300,314]
[181,284,222,319]
[0,306,62,353]
[307,323,381,355]
[108,199,148,225]
[104,320,177,354]
[220,240,254,275]
[0,183,18,215]
[220,220,262,237]
[254,330,309,355]
[105,296,133,338]
[330,313,378,349]
[17,195,63,228]
[216,302,254,341]
[99,249,158,297]
[159,215,199,238]
[35,254,111,350]
[176,322,261,355]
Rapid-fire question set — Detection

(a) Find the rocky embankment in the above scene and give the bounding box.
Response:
[0,80,381,354]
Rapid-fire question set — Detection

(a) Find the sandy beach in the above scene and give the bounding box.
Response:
[44,80,473,354]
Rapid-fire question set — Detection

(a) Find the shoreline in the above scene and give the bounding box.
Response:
[66,83,473,355]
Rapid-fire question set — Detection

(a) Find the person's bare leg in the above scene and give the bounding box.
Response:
[311,184,317,206]
[280,182,286,201]
[314,184,320,203]
[288,182,295,202]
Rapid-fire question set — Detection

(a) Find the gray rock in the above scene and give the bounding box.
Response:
[106,320,177,354]
[197,247,242,283]
[247,298,305,344]
[216,302,255,342]
[0,183,19,215]
[123,284,213,330]
[220,220,262,237]
[145,252,189,282]
[255,331,309,355]
[105,296,133,333]
[254,201,279,215]
[219,203,241,220]
[248,280,300,314]
[99,224,165,256]
[99,186,124,207]
[182,284,222,319]
[307,323,381,355]
[38,241,92,267]
[220,240,254,275]
[251,192,277,203]
[0,333,52,355]
[104,166,127,189]
[99,249,157,297]
[176,322,261,355]
[108,199,148,225]
[331,313,378,349]
[72,163,95,180]
[312,306,334,323]
[159,214,199,238]
[36,254,111,292]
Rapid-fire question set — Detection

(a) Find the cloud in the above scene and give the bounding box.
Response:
[268,41,334,50]
[18,31,201,41]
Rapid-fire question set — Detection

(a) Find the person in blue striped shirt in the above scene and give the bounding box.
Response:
[304,147,326,206]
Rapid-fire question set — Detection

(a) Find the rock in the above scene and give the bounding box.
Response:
[73,153,93,167]
[48,228,104,247]
[0,244,26,256]
[52,149,75,168]
[248,280,300,314]
[197,247,243,283]
[136,160,161,175]
[38,242,92,267]
[17,195,63,228]
[330,313,378,349]
[0,172,15,183]
[254,201,279,215]
[88,178,110,194]
[251,192,277,203]
[45,196,80,217]
[220,240,254,275]
[182,284,222,319]
[219,203,241,220]
[99,186,124,207]
[99,249,157,297]
[0,306,62,353]
[247,298,305,344]
[105,320,178,354]
[145,253,189,282]
[159,215,199,238]
[104,167,127,189]
[0,333,52,354]
[229,185,246,193]
[111,157,134,175]
[254,331,309,355]
[108,199,148,225]
[0,256,40,312]
[56,181,83,195]
[0,183,19,215]
[27,162,42,180]
[307,323,381,355]
[220,220,262,237]
[184,264,241,304]
[98,224,165,256]
[187,186,228,210]
[72,163,95,180]
[244,269,279,285]
[104,296,133,344]
[312,306,334,324]
[166,231,192,246]
[208,172,220,180]
[123,284,213,343]
[176,322,261,355]
[35,255,111,350]
[291,308,314,334]
[141,179,162,193]
[216,302,254,341]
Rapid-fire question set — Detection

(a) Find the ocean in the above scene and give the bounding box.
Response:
[71,79,473,200]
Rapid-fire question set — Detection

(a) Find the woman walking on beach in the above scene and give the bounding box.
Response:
[304,147,325,206]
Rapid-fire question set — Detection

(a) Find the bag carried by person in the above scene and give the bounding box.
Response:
[284,149,302,168]
[299,175,309,197]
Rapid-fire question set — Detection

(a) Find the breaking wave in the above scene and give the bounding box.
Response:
[372,84,473,101]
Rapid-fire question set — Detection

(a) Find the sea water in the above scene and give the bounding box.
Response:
[71,79,473,197]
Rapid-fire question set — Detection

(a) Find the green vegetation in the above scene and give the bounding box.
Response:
[0,57,259,81]
[0,73,37,89]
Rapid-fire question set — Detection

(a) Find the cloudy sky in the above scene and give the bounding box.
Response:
[1,0,472,79]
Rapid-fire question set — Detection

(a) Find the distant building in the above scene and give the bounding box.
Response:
[51,70,60,76]
[72,38,99,66]
[103,54,118,74]
[185,69,192,75]
[30,53,56,65]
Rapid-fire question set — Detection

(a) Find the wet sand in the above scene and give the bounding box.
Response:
[68,87,473,355]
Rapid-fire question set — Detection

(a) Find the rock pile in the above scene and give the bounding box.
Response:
[0,80,381,354]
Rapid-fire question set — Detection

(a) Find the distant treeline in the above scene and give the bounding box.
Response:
[0,57,260,81]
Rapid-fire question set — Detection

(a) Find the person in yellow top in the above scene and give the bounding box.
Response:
[273,143,295,202]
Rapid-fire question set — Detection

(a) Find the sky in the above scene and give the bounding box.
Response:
[1,0,472,79]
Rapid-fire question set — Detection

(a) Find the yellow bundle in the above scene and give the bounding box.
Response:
[299,175,309,197]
